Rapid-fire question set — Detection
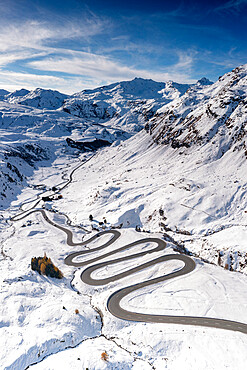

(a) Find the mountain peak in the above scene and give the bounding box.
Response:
[7,88,30,99]
[5,88,68,110]
[197,77,214,86]
[0,89,9,96]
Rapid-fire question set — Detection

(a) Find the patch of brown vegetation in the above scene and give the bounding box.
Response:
[31,253,63,279]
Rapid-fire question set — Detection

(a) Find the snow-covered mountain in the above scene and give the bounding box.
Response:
[1,66,247,369]
[148,65,247,160]
[6,88,69,110]
[0,89,9,98]
[6,88,30,101]
[0,78,204,209]
[62,77,197,133]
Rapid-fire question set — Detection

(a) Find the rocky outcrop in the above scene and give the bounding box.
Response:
[66,138,111,151]
[147,64,247,160]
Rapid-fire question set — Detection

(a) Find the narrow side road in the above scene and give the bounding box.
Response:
[10,153,96,222]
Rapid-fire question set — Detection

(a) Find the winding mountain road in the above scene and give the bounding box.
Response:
[12,153,96,219]
[11,209,247,334]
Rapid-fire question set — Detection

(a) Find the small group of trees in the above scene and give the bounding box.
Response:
[89,215,107,225]
[31,253,63,279]
[42,194,63,202]
[101,352,108,361]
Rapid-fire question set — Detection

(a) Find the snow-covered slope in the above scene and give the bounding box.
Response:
[46,64,247,274]
[1,67,247,369]
[149,65,247,160]
[6,88,30,102]
[6,88,68,110]
[51,128,247,274]
[1,139,247,369]
[62,77,198,133]
[0,77,208,209]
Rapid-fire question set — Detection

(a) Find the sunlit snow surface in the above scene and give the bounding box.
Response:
[1,72,247,368]
[1,139,247,369]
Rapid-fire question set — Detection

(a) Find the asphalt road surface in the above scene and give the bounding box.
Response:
[11,209,247,334]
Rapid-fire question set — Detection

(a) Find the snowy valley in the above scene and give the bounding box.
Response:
[0,65,247,369]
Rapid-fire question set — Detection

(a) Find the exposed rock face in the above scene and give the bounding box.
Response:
[148,65,247,160]
[63,100,117,119]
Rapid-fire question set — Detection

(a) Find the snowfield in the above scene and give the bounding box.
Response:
[1,66,247,369]
[52,130,247,274]
[1,204,247,369]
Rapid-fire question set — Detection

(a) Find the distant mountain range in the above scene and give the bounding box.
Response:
[0,76,213,117]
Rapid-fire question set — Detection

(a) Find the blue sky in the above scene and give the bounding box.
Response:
[0,0,246,93]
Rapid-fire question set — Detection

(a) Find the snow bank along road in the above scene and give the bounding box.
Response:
[11,208,247,334]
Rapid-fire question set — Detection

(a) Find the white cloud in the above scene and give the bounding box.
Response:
[0,15,108,53]
[0,69,113,94]
[173,51,195,70]
[0,70,65,92]
[28,51,196,86]
[0,51,49,68]
[0,16,196,93]
[0,16,109,75]
[214,0,247,12]
[29,53,134,80]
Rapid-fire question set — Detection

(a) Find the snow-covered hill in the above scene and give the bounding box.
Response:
[6,88,68,110]
[0,89,9,99]
[6,88,30,101]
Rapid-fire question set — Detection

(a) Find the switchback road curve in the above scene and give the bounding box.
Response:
[11,209,247,334]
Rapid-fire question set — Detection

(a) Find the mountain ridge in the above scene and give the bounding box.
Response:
[147,64,247,161]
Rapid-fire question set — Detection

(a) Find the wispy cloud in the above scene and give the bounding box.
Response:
[196,47,247,69]
[171,50,195,70]
[28,53,134,80]
[0,15,113,91]
[28,49,196,87]
[214,0,247,13]
[0,16,107,52]
[0,70,63,91]
[0,12,197,93]
[0,69,103,94]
